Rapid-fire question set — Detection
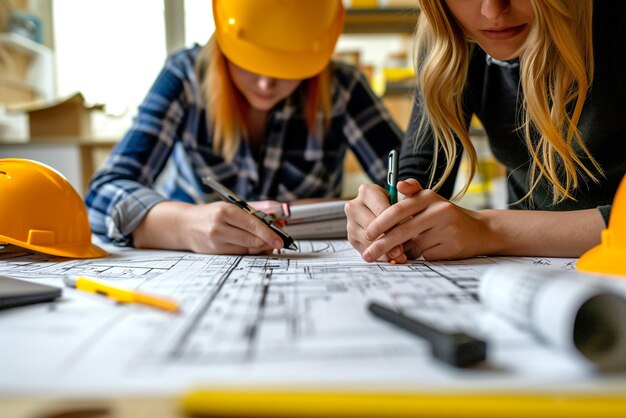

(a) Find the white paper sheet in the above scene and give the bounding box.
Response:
[0,241,625,396]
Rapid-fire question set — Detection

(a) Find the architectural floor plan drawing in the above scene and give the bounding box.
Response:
[0,241,623,395]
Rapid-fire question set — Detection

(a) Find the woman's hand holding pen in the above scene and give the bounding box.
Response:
[347,179,496,262]
[345,184,408,264]
[192,202,287,254]
[133,201,285,255]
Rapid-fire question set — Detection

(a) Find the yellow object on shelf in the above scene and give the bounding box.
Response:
[350,0,378,8]
[370,67,386,97]
[467,159,502,194]
[383,66,414,82]
[577,174,626,278]
[470,114,483,130]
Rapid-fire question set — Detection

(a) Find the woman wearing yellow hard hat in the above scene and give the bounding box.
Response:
[85,0,402,255]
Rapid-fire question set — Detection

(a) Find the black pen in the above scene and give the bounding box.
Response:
[368,301,487,368]
[201,176,297,250]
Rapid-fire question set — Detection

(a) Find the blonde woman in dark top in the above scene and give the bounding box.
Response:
[346,0,626,263]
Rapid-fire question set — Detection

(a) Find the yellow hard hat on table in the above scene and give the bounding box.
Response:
[0,158,107,259]
[213,0,345,80]
[578,174,626,278]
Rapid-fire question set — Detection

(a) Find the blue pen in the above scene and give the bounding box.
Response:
[387,150,399,205]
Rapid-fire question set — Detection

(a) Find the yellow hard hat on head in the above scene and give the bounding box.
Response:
[213,0,345,80]
[0,158,107,259]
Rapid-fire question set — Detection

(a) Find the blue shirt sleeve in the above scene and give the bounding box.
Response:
[84,51,193,245]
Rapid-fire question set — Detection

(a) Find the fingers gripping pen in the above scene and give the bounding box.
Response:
[201,176,297,250]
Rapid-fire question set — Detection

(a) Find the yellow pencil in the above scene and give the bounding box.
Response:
[63,275,179,313]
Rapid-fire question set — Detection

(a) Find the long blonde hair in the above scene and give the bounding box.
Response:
[414,0,600,204]
[195,36,332,162]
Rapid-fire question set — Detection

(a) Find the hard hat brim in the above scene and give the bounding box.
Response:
[0,236,108,259]
[577,174,626,279]
[577,245,626,278]
[218,36,334,80]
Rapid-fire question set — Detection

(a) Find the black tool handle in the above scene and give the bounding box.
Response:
[368,302,487,368]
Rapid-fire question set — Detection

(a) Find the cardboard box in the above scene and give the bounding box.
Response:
[0,104,28,140]
[1,46,34,81]
[9,92,105,140]
[0,79,37,105]
[0,2,10,32]
[8,0,30,12]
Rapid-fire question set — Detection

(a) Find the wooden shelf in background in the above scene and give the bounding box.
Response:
[343,8,419,34]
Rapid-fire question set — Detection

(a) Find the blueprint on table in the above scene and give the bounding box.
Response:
[0,240,624,395]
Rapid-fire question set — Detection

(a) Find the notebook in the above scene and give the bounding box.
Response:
[275,201,348,239]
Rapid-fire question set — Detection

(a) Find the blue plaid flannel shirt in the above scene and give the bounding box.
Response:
[85,46,403,246]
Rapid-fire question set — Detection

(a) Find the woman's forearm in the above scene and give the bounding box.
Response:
[133,201,194,251]
[483,208,605,257]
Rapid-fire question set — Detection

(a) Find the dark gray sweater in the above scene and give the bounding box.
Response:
[399,0,626,225]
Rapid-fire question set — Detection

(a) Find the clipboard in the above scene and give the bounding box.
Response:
[0,275,61,310]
